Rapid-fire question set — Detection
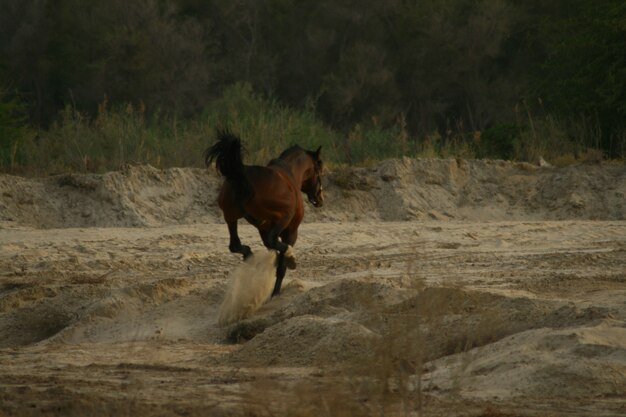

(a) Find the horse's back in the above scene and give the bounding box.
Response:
[246,165,296,204]
[219,164,298,224]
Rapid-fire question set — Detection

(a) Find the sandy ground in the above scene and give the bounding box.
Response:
[1,159,625,416]
[1,219,625,416]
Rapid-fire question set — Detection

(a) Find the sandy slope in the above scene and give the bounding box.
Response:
[1,159,625,228]
[1,160,625,416]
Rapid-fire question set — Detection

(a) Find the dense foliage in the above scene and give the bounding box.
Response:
[0,0,624,171]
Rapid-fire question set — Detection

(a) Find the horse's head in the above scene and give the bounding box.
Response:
[303,146,324,208]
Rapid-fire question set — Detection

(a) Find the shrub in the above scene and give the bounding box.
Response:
[202,83,341,165]
[551,154,577,167]
[0,93,32,169]
[476,124,519,160]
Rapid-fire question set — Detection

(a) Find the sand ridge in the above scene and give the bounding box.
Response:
[1,159,625,228]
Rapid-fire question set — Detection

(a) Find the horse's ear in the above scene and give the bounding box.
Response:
[315,146,322,159]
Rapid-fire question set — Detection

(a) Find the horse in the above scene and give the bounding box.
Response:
[205,130,324,296]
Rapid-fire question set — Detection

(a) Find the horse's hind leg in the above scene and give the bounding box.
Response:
[227,221,252,260]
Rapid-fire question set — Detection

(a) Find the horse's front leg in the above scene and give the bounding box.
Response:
[227,221,252,260]
[260,223,295,264]
[271,228,298,297]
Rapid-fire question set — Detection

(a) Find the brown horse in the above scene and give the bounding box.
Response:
[205,131,324,296]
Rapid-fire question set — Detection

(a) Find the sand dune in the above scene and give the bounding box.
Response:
[1,159,625,416]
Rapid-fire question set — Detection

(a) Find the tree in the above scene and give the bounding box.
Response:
[388,0,522,134]
[0,87,30,168]
[46,0,213,117]
[531,0,626,155]
[0,0,51,124]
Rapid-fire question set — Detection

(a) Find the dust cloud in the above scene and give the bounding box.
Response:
[218,250,277,326]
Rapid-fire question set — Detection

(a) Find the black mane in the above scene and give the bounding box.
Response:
[277,145,305,159]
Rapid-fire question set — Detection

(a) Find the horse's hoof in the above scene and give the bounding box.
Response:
[285,256,296,270]
[284,245,296,270]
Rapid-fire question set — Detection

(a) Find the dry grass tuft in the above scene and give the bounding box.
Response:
[579,148,604,164]
[551,153,577,167]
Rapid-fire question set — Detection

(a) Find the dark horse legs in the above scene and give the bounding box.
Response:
[271,228,298,296]
[227,221,252,260]
[228,219,297,297]
[256,226,298,296]
[273,253,288,296]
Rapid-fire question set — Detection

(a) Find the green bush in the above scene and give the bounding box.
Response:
[344,123,416,164]
[7,82,621,176]
[202,83,341,165]
[476,124,519,160]
[0,93,32,169]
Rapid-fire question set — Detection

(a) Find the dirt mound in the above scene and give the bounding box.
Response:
[423,321,626,400]
[0,273,217,348]
[225,281,620,368]
[1,159,624,228]
[313,158,626,222]
[229,315,380,367]
[0,164,222,228]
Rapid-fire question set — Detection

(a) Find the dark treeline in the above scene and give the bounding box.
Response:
[1,0,625,170]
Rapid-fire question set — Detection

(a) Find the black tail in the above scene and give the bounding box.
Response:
[204,130,246,181]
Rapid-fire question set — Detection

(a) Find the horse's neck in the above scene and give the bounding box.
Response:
[282,154,312,187]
